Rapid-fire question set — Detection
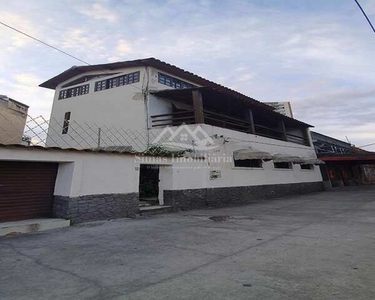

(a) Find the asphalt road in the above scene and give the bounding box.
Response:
[1,186,375,300]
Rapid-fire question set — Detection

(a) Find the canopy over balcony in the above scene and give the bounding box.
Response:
[150,87,313,146]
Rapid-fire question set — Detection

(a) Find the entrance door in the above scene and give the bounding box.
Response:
[139,164,159,206]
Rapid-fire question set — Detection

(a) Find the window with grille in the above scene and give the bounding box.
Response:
[94,71,140,92]
[58,84,89,100]
[158,72,194,89]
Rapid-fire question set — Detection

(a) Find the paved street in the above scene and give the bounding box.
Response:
[1,186,375,300]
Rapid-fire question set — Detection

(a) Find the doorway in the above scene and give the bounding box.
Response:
[139,164,160,206]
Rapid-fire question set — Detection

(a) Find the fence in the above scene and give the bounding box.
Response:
[0,112,196,155]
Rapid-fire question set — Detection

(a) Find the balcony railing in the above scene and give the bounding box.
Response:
[150,110,309,146]
[150,110,195,127]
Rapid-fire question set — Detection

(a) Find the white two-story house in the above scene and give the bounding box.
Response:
[40,58,323,210]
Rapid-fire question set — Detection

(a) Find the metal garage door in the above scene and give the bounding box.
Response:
[0,161,58,222]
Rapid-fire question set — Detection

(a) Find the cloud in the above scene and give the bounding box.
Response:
[1,0,375,151]
[0,73,54,116]
[77,3,118,23]
[0,12,37,51]
[116,39,133,55]
[12,73,41,87]
[57,28,108,62]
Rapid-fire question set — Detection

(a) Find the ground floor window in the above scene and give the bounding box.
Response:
[234,159,262,168]
[274,162,293,169]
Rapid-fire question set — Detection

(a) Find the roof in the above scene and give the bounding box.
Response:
[0,95,29,108]
[319,153,375,163]
[39,57,273,111]
[151,87,312,128]
[311,131,352,148]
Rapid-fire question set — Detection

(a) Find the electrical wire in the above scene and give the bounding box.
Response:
[353,0,375,34]
[0,20,144,91]
[0,21,91,66]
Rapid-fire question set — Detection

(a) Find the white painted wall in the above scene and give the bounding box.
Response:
[149,124,322,190]
[47,67,148,149]
[47,66,200,150]
[0,147,139,197]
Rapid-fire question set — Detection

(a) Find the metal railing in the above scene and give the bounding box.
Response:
[151,110,195,127]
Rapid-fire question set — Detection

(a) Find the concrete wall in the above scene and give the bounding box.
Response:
[149,124,322,189]
[0,147,139,197]
[0,146,142,223]
[0,142,323,222]
[0,98,28,144]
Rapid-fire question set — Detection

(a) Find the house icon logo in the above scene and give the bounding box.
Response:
[152,125,218,151]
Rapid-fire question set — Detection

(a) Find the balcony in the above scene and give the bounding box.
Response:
[150,87,311,146]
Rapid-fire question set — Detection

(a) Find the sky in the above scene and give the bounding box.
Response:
[1,0,375,150]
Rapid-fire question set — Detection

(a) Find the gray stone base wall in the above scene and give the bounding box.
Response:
[164,181,324,211]
[53,193,139,224]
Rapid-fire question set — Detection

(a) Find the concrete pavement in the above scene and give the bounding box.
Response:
[1,186,375,299]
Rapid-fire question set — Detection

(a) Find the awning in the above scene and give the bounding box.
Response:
[302,158,325,165]
[272,154,304,164]
[233,149,273,161]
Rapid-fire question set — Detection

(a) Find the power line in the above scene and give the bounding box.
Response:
[359,142,375,148]
[0,21,91,66]
[353,0,375,34]
[0,21,144,91]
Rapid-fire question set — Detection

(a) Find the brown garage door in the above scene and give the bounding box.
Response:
[0,161,58,222]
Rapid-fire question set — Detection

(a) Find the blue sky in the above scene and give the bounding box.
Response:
[1,0,375,150]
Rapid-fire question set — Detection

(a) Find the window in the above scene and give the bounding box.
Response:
[94,71,140,92]
[234,159,262,168]
[62,112,71,134]
[301,164,314,170]
[58,84,89,100]
[95,80,107,91]
[274,162,293,169]
[108,77,118,88]
[158,72,195,89]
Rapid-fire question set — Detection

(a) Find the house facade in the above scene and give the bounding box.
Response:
[0,57,326,223]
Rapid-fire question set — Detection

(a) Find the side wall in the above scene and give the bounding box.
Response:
[47,67,148,150]
[0,147,140,224]
[0,102,27,144]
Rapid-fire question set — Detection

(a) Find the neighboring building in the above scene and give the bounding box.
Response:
[264,102,293,118]
[0,95,28,144]
[0,58,324,224]
[311,131,375,188]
